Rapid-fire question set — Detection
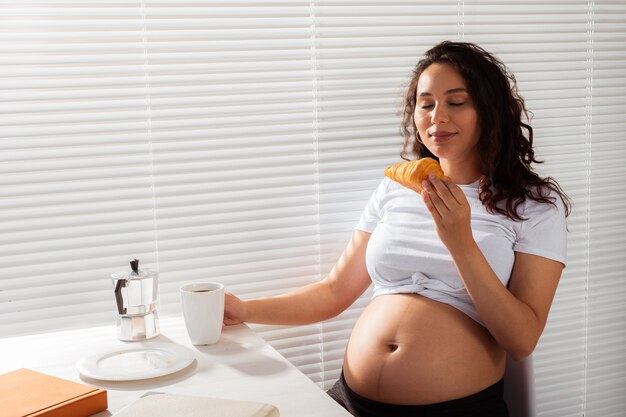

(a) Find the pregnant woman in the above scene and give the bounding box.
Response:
[223,41,570,417]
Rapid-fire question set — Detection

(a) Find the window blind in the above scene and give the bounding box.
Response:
[587,3,626,417]
[1,1,625,415]
[0,1,162,331]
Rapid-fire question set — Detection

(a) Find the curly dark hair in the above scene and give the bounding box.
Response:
[401,41,570,220]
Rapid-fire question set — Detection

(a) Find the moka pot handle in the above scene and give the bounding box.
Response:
[114,278,127,315]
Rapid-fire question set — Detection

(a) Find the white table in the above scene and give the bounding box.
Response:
[0,316,352,417]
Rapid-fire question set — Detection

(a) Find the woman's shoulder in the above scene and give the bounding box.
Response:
[514,185,568,264]
[520,185,568,222]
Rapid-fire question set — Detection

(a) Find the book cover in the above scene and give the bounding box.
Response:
[113,392,279,417]
[0,368,108,417]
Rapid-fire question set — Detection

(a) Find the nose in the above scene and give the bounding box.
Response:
[431,104,449,124]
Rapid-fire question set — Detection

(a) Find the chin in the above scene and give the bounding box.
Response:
[425,146,448,159]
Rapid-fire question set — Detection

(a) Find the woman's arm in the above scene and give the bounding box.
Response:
[422,175,564,361]
[224,230,372,326]
[446,246,562,361]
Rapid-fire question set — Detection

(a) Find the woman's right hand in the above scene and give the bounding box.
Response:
[223,291,247,325]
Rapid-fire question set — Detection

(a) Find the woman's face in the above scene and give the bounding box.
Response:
[414,62,481,166]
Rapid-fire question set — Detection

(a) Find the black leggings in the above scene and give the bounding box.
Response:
[327,372,509,417]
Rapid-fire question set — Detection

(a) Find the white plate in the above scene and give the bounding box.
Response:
[76,342,195,381]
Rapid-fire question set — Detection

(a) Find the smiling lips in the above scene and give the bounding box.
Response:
[429,131,456,141]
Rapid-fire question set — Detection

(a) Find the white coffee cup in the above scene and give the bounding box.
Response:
[180,282,225,345]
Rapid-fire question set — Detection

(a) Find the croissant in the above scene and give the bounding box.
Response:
[384,158,445,194]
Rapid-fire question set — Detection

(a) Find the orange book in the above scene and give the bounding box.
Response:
[0,368,107,417]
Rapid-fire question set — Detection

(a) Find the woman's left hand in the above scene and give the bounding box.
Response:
[421,174,474,253]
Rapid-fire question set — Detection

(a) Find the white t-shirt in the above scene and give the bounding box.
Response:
[356,177,567,325]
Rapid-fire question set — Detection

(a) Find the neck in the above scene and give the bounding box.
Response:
[439,158,482,185]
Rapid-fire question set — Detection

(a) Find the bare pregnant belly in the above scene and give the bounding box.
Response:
[343,293,506,405]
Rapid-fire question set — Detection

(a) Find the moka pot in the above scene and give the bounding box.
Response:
[111,259,159,341]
